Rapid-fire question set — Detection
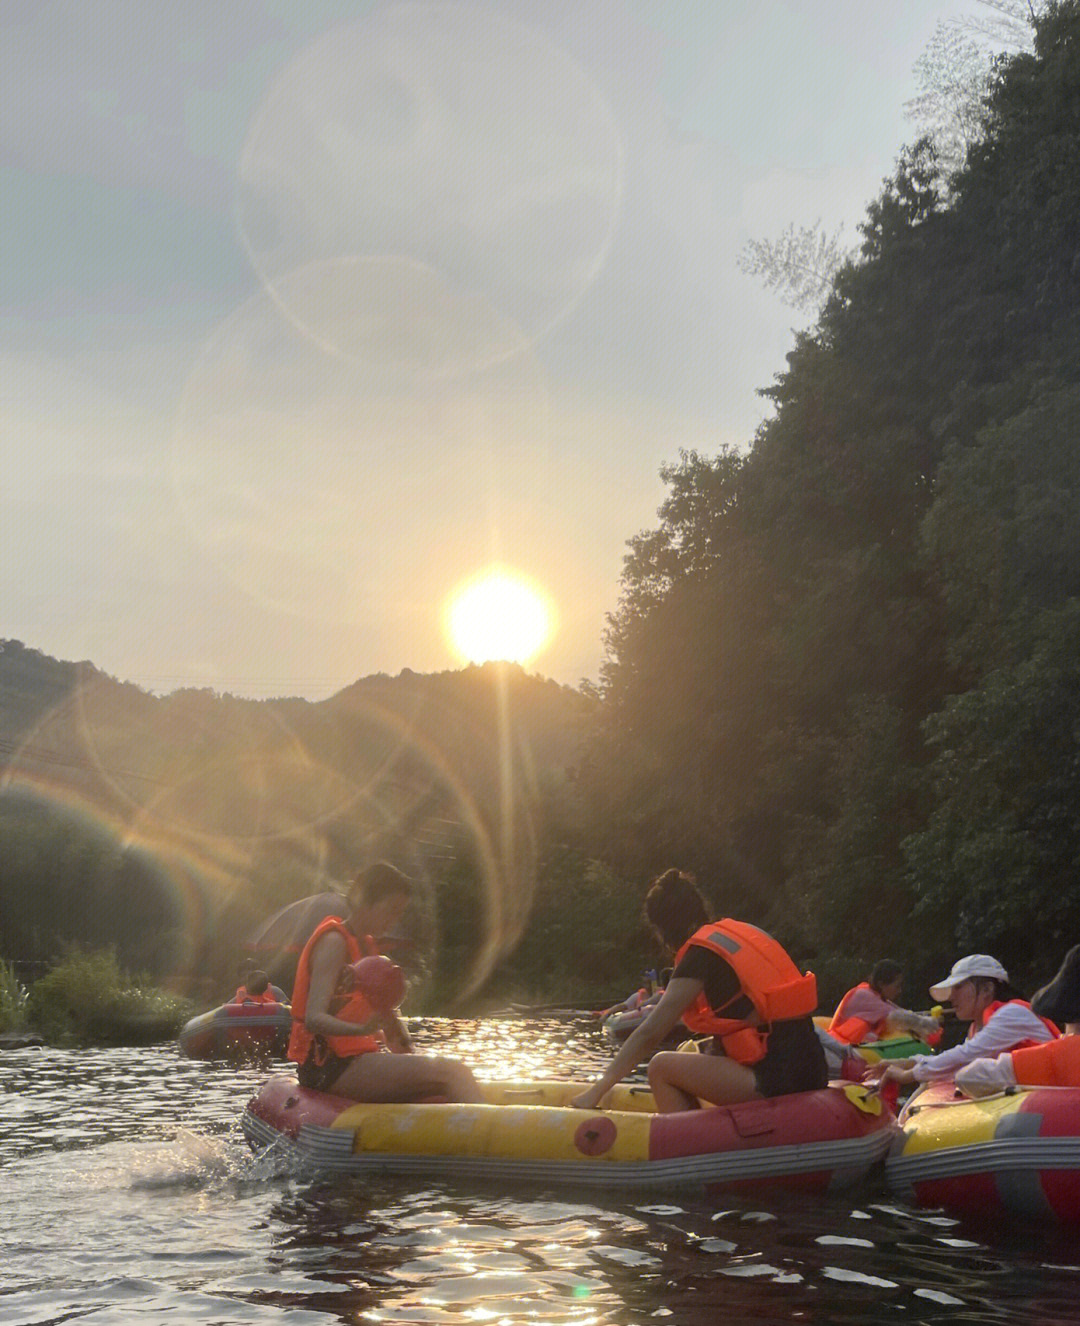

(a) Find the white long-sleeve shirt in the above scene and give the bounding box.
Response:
[911,1002,1056,1081]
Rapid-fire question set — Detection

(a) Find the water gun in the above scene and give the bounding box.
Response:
[343,940,406,1013]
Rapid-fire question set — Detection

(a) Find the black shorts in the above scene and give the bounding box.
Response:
[296,1049,352,1094]
[752,1017,829,1098]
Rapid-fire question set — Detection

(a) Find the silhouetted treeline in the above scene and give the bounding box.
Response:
[0,641,611,1008]
[578,1,1080,1000]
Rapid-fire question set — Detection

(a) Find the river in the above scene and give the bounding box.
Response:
[2,1017,1078,1325]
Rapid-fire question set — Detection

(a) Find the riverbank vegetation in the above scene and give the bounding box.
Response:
[0,948,191,1046]
[4,4,1080,1028]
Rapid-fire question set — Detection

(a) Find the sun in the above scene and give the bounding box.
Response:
[446,570,553,666]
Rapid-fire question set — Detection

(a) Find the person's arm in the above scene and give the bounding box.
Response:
[571,978,701,1109]
[886,1007,942,1038]
[869,1005,1054,1085]
[303,934,381,1039]
[863,1055,916,1085]
[841,987,897,1026]
[910,1005,1055,1080]
[380,1009,414,1053]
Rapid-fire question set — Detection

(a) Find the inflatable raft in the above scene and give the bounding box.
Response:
[178,1000,292,1061]
[243,1076,895,1192]
[886,1080,1080,1223]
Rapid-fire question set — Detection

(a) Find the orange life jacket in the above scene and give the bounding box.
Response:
[674,919,818,1065]
[231,986,279,1006]
[974,999,1060,1051]
[288,917,381,1065]
[827,982,887,1045]
[1011,1035,1080,1087]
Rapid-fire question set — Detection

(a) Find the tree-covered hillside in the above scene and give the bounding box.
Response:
[0,640,615,1007]
[583,1,1080,999]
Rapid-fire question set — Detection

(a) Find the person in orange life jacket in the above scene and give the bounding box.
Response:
[571,869,826,1113]
[235,959,287,1004]
[956,945,1080,1097]
[231,969,281,1005]
[828,959,941,1045]
[863,954,1059,1090]
[288,861,483,1103]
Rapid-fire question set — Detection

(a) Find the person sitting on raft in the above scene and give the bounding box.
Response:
[955,945,1080,1097]
[288,861,483,1103]
[234,959,288,1004]
[231,969,282,1005]
[596,970,665,1021]
[827,959,941,1045]
[864,954,1059,1090]
[572,869,827,1112]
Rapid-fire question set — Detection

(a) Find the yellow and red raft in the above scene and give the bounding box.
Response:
[243,1076,895,1194]
[887,1079,1080,1223]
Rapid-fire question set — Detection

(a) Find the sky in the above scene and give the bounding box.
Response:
[1,0,985,699]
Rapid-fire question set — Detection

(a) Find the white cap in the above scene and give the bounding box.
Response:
[929,954,1009,1001]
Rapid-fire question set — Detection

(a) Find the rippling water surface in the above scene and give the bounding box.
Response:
[3,1018,1079,1325]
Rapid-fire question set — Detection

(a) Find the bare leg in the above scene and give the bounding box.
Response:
[329,1052,485,1103]
[647,1050,760,1112]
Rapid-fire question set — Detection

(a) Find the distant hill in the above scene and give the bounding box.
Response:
[0,639,595,995]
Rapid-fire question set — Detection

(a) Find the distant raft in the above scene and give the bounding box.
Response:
[178,1001,292,1062]
[886,1079,1080,1223]
[601,1006,688,1048]
[243,1076,895,1193]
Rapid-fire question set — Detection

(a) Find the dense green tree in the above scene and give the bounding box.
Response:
[585,1,1080,996]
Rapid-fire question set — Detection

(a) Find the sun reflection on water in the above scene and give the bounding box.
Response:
[3,1025,1080,1325]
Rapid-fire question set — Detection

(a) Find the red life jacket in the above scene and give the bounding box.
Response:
[231,986,279,1006]
[974,999,1060,1051]
[1011,1035,1080,1087]
[288,917,382,1064]
[827,982,888,1045]
[674,920,818,1065]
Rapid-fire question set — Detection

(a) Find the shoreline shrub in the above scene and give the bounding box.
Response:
[0,959,28,1032]
[26,947,192,1046]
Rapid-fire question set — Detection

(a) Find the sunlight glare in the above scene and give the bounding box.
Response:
[446,572,553,666]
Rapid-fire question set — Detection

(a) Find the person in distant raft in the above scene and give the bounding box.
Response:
[827,959,941,1045]
[231,969,281,1005]
[288,862,483,1103]
[572,869,826,1112]
[235,958,288,1004]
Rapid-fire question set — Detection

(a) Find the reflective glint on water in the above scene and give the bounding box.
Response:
[2,1020,1079,1325]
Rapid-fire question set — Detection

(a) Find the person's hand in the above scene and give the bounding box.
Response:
[864,1055,914,1080]
[571,1082,607,1110]
[383,1018,414,1053]
[865,1061,916,1089]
